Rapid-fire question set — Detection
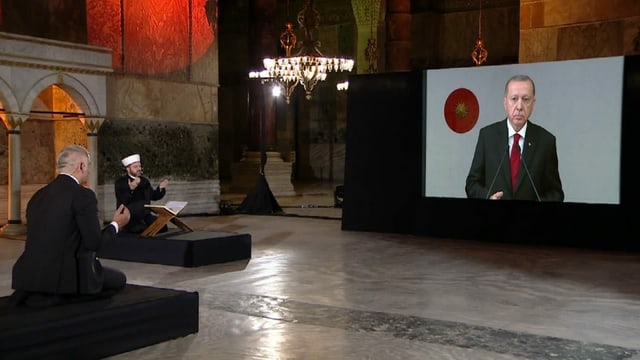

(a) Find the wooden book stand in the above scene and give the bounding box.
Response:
[141,205,193,237]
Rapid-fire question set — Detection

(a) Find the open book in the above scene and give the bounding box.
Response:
[141,201,193,236]
[145,201,188,216]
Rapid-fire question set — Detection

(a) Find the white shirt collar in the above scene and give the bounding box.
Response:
[508,120,528,139]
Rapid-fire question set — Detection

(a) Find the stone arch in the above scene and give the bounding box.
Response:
[19,73,101,185]
[0,76,22,128]
[20,72,101,118]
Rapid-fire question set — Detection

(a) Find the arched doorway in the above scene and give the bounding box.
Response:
[21,85,88,186]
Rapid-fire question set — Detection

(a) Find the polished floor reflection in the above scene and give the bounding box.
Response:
[1,187,640,359]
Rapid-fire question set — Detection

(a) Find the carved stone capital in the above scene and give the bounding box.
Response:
[0,113,28,132]
[82,117,105,134]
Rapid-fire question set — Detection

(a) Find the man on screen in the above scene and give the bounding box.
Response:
[465,75,564,201]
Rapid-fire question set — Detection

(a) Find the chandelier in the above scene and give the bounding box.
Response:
[249,0,354,103]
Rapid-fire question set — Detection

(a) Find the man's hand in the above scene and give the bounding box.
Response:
[159,179,169,190]
[129,176,141,190]
[489,191,504,200]
[113,204,131,228]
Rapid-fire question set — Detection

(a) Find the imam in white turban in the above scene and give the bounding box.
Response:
[121,154,141,167]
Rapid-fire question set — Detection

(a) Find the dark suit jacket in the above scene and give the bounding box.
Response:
[12,175,117,294]
[465,119,564,201]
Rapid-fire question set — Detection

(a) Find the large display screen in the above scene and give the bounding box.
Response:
[423,56,623,204]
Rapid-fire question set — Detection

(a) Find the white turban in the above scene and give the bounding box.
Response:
[121,154,141,167]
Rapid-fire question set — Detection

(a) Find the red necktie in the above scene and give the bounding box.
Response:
[510,133,521,190]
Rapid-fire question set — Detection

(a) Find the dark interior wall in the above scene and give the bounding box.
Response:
[0,0,87,43]
[342,57,640,250]
[218,1,250,179]
[342,71,423,234]
[620,55,640,234]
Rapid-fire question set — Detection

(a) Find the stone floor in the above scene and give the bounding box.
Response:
[2,182,640,359]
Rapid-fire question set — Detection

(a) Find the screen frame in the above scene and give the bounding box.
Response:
[422,56,624,205]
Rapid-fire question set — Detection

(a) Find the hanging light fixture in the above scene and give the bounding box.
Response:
[364,0,378,73]
[249,0,354,102]
[471,0,488,65]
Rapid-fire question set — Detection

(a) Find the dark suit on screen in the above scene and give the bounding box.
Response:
[465,119,564,202]
[12,174,124,296]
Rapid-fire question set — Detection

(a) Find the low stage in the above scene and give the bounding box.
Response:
[0,284,198,359]
[98,230,252,267]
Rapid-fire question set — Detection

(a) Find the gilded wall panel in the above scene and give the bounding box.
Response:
[531,0,640,27]
[519,28,558,63]
[543,0,592,27]
[557,22,623,60]
[624,17,640,54]
[592,0,640,22]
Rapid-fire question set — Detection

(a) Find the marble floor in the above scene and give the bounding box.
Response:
[2,183,640,359]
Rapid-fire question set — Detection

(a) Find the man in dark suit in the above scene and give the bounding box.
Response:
[466,75,564,202]
[11,145,130,307]
[114,153,169,233]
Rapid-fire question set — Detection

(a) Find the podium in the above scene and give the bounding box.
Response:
[141,204,193,237]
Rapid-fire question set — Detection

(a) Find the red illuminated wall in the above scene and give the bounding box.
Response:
[86,0,216,76]
[86,0,122,70]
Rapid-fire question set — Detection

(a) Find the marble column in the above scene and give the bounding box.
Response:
[0,113,28,236]
[82,117,105,192]
[385,0,411,72]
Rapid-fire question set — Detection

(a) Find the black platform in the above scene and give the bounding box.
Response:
[98,230,252,267]
[0,284,198,359]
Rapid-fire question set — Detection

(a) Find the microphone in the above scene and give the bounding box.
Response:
[520,152,541,202]
[485,145,509,199]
